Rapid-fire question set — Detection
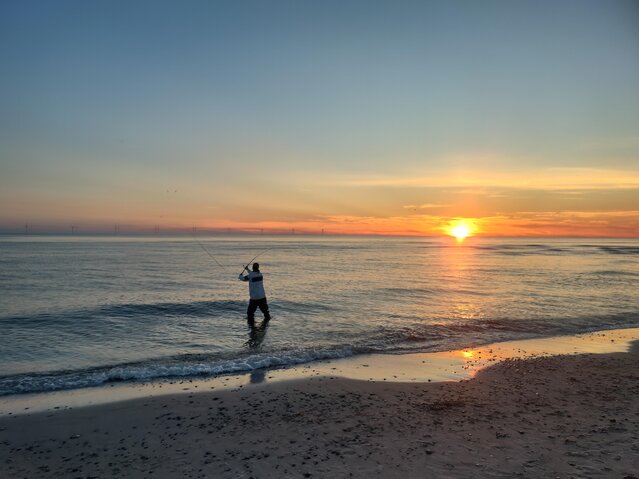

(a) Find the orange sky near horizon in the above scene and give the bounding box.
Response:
[2,164,638,237]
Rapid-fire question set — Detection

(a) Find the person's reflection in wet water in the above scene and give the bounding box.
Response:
[246,320,269,384]
[246,320,269,349]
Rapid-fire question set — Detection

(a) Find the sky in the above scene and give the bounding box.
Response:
[1,0,638,236]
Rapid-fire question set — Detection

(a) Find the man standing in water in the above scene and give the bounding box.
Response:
[239,262,271,324]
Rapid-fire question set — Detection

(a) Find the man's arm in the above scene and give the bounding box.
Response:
[239,265,250,281]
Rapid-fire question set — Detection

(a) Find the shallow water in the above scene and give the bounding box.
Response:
[1,235,638,395]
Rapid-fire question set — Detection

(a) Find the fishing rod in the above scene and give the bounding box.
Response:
[240,248,273,274]
[191,234,231,272]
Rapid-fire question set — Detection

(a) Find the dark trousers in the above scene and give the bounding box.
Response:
[247,298,270,322]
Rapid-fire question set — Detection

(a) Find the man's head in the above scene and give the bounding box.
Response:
[252,262,260,272]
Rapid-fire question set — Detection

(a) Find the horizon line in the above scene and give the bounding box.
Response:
[1,232,637,239]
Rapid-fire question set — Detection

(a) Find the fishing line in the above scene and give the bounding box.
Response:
[191,234,231,272]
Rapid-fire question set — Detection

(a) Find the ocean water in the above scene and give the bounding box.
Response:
[1,235,638,396]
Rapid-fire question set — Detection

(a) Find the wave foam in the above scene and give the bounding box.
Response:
[0,348,355,396]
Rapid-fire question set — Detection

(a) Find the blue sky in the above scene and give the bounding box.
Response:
[1,0,638,235]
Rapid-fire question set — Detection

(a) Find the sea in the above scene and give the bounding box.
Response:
[1,235,638,397]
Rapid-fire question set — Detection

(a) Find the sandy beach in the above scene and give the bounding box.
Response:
[2,335,639,478]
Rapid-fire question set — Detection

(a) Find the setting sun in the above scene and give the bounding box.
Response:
[448,222,473,240]
[452,225,470,239]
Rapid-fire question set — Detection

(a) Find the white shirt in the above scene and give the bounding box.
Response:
[239,271,266,300]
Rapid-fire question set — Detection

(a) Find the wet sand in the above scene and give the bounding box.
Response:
[2,339,639,478]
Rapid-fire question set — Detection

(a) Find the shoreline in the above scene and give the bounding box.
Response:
[1,327,638,417]
[1,333,638,478]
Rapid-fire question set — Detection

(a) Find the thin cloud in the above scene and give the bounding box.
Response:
[403,203,451,209]
[330,167,639,190]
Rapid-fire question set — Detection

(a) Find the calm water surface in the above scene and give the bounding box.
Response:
[1,235,638,395]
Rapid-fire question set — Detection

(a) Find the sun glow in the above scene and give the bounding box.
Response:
[444,219,477,241]
[451,225,470,240]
